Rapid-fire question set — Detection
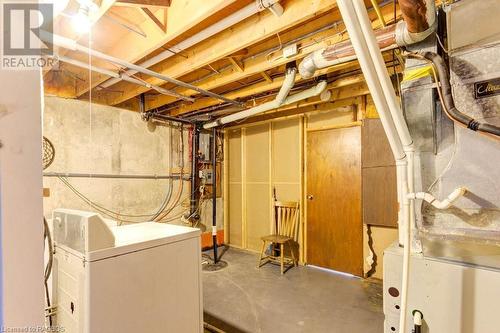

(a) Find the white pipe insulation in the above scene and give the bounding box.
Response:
[395,0,437,46]
[299,0,437,79]
[101,1,282,90]
[204,68,329,129]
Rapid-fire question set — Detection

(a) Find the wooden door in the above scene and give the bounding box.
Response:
[306,126,363,276]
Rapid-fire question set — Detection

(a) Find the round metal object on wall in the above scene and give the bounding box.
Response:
[42,136,55,170]
[202,260,228,272]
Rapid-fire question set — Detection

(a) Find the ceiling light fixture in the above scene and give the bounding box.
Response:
[73,0,98,34]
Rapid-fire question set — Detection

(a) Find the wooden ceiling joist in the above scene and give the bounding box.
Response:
[87,0,340,106]
[137,4,398,111]
[73,0,246,97]
[100,1,394,110]
[141,7,167,33]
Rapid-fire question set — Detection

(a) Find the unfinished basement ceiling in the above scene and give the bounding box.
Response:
[44,0,403,122]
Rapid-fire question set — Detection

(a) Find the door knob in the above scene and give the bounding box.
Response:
[307,195,314,201]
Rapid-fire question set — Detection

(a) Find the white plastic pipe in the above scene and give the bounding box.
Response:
[40,31,241,105]
[55,55,195,101]
[408,187,467,210]
[335,0,405,160]
[101,2,276,89]
[204,78,327,129]
[352,0,413,147]
[336,2,415,332]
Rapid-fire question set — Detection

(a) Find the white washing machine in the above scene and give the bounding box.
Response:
[52,209,203,333]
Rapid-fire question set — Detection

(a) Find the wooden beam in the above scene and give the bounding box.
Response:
[73,0,243,97]
[228,57,244,73]
[141,7,167,33]
[86,0,340,105]
[261,71,273,83]
[115,0,171,8]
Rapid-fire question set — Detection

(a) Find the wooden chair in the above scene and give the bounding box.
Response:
[258,201,300,274]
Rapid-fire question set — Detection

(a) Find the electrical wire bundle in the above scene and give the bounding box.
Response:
[56,124,192,224]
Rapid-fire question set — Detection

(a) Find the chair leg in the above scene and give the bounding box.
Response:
[289,241,297,267]
[258,240,267,268]
[280,243,284,275]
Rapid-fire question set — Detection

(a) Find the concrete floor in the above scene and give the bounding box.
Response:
[203,248,384,333]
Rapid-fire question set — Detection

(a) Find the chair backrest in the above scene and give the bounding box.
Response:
[274,201,300,241]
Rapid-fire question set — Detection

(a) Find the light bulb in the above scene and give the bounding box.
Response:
[73,6,91,34]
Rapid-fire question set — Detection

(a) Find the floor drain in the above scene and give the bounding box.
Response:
[203,260,228,272]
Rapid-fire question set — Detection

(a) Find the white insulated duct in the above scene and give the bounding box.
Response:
[204,68,329,129]
[299,0,437,79]
[101,1,282,90]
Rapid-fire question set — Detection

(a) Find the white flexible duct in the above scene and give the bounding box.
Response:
[204,72,328,129]
[101,1,280,89]
[408,187,467,210]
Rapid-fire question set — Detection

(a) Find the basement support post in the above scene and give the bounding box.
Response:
[190,124,200,217]
[212,127,218,264]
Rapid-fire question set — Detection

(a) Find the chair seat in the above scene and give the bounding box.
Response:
[261,234,292,244]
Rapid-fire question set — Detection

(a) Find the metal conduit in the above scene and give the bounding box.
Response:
[40,31,243,106]
[43,172,190,180]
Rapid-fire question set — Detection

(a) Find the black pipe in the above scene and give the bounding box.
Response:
[190,124,200,216]
[212,127,218,264]
[419,51,500,137]
[153,113,194,125]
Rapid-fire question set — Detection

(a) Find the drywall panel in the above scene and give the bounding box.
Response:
[272,118,300,183]
[245,124,270,183]
[227,128,242,183]
[228,183,243,247]
[246,183,271,251]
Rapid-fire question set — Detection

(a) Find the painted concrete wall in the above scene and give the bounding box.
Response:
[0,65,45,326]
[43,97,219,234]
[43,97,188,224]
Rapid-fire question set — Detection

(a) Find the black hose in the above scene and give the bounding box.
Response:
[418,51,500,137]
[212,127,218,264]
